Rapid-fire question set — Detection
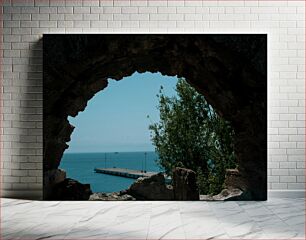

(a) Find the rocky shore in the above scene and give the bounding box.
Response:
[89,191,135,201]
[50,167,247,201]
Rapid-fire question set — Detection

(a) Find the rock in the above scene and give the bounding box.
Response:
[199,169,251,201]
[199,194,214,201]
[89,192,135,201]
[43,169,66,199]
[51,178,92,200]
[172,167,199,200]
[127,173,174,200]
[44,168,66,186]
[224,169,248,191]
[200,188,251,201]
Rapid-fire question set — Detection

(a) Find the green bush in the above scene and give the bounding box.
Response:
[148,78,237,195]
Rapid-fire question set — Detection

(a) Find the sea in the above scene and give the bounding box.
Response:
[59,151,162,193]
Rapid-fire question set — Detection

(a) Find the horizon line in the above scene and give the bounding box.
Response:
[65,150,156,154]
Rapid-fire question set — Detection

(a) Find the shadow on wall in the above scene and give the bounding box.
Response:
[5,38,44,200]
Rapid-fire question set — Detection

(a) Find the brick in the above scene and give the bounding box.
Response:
[99,13,113,20]
[297,176,305,183]
[279,7,297,14]
[21,6,39,13]
[202,14,218,20]
[150,14,167,21]
[185,14,202,21]
[57,7,73,14]
[176,7,196,14]
[289,169,304,176]
[196,7,209,14]
[158,20,176,28]
[279,128,297,135]
[12,28,31,35]
[103,6,121,13]
[210,21,234,28]
[138,7,157,13]
[288,183,304,189]
[271,183,287,189]
[4,50,20,57]
[113,14,129,21]
[148,0,167,7]
[121,20,139,28]
[74,21,90,28]
[12,14,31,20]
[83,13,99,20]
[83,0,99,6]
[270,121,288,128]
[168,14,184,21]
[139,21,158,28]
[157,7,176,14]
[65,0,83,6]
[57,21,73,28]
[65,14,83,20]
[289,121,304,128]
[219,14,244,21]
[209,7,224,13]
[280,162,296,169]
[130,14,149,21]
[251,7,279,14]
[12,170,28,177]
[20,177,37,183]
[49,0,65,6]
[4,176,20,183]
[280,176,296,183]
[12,183,29,189]
[4,6,21,13]
[279,142,296,149]
[268,162,279,169]
[269,176,279,183]
[121,7,138,14]
[39,6,57,14]
[49,14,65,20]
[297,162,305,168]
[234,7,251,13]
[35,0,49,6]
[28,170,42,177]
[12,0,34,6]
[90,21,107,28]
[90,7,104,13]
[218,1,244,6]
[3,21,19,28]
[74,7,90,13]
[185,0,202,6]
[49,28,65,34]
[113,0,130,6]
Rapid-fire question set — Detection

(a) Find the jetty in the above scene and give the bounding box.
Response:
[94,168,158,179]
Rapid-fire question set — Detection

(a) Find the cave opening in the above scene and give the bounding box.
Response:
[59,71,179,194]
[43,34,267,200]
[58,70,237,200]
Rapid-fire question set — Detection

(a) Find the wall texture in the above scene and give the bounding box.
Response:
[1,0,305,199]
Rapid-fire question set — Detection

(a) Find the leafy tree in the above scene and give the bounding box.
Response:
[148,78,237,195]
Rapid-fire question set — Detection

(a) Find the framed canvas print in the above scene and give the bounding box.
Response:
[43,34,267,201]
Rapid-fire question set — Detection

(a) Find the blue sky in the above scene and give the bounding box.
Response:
[66,72,178,153]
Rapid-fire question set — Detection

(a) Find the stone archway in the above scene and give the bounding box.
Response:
[43,34,267,200]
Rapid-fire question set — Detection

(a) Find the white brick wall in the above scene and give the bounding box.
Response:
[1,0,305,198]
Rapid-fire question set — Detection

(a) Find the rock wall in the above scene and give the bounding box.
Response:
[43,34,267,200]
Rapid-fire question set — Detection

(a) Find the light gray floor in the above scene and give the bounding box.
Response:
[1,197,305,239]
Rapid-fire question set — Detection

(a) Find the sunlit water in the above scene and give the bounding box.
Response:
[60,151,161,193]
